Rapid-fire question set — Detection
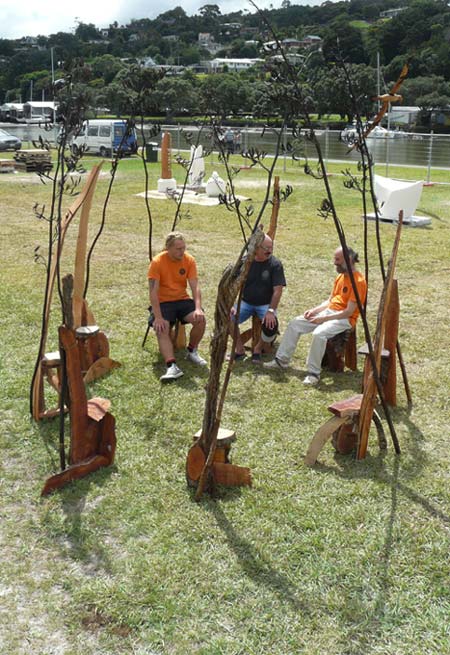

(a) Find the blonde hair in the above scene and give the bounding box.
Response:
[165,231,185,249]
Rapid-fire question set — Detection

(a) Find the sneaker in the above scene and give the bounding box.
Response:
[303,373,320,386]
[263,357,289,370]
[160,363,184,382]
[186,349,207,366]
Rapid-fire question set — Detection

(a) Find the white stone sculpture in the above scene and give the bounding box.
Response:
[372,174,430,227]
[205,171,226,198]
[188,144,205,188]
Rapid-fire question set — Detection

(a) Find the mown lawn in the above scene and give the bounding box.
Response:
[0,152,449,655]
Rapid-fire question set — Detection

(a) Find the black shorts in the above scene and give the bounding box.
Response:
[158,298,196,326]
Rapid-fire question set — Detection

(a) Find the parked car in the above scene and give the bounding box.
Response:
[0,128,22,151]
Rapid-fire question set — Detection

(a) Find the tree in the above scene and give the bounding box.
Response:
[322,17,368,64]
[91,55,124,84]
[200,73,255,118]
[75,22,101,42]
[311,63,377,122]
[154,77,200,115]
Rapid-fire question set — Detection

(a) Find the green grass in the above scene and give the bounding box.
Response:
[1,152,449,654]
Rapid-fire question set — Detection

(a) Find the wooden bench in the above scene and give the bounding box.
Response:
[304,215,404,465]
[322,327,357,372]
[186,427,252,489]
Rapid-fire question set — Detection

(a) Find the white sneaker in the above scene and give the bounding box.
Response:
[160,363,184,382]
[186,349,207,366]
[303,374,320,386]
[263,357,289,370]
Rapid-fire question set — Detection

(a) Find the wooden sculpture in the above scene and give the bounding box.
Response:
[352,63,408,149]
[304,214,403,466]
[186,230,265,500]
[357,279,399,406]
[157,132,177,193]
[30,163,120,421]
[31,164,103,420]
[41,319,116,494]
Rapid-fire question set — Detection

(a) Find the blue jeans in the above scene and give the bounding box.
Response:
[234,300,269,324]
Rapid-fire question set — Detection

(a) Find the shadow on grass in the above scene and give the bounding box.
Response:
[203,499,313,615]
[230,358,365,393]
[308,449,449,653]
[43,468,116,575]
[38,416,116,574]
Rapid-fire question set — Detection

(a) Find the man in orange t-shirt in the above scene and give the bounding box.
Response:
[148,232,206,382]
[264,247,367,386]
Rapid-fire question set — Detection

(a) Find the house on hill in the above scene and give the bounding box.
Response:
[209,58,264,73]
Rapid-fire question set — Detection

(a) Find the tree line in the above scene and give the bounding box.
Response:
[1,0,449,126]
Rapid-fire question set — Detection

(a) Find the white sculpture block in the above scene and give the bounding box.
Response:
[205,171,226,197]
[157,178,177,194]
[188,145,205,188]
[372,174,431,227]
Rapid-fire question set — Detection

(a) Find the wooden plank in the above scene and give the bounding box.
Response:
[383,280,399,406]
[72,171,100,327]
[304,415,349,466]
[328,394,363,417]
[212,462,252,487]
[41,454,110,496]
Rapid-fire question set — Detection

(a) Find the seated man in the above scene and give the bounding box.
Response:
[264,246,367,385]
[148,231,206,382]
[229,234,286,362]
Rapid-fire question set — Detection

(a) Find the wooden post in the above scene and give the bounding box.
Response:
[357,215,403,459]
[383,280,399,406]
[161,132,172,180]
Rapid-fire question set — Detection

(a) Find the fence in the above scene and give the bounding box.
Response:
[148,125,450,185]
[4,121,448,184]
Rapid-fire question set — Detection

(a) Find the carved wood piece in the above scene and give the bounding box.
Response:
[84,357,121,384]
[31,164,103,420]
[161,132,172,180]
[193,231,264,500]
[357,215,403,459]
[322,327,357,373]
[211,462,252,487]
[383,280,399,406]
[41,323,116,495]
[304,415,349,466]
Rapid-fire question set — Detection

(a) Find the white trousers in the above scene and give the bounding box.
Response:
[275,309,352,377]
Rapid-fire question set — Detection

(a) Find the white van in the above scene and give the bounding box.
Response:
[71,119,137,157]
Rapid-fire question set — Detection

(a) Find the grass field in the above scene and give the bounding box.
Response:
[1,151,449,655]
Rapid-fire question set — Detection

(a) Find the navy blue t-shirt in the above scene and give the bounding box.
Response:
[243,256,286,306]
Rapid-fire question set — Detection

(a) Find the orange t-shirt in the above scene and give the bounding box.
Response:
[328,271,367,327]
[148,251,198,303]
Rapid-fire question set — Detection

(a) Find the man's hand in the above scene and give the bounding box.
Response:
[153,317,168,334]
[192,308,205,324]
[310,315,328,325]
[304,308,318,320]
[263,311,277,329]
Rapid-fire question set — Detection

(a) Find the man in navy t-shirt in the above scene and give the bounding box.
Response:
[230,234,286,361]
